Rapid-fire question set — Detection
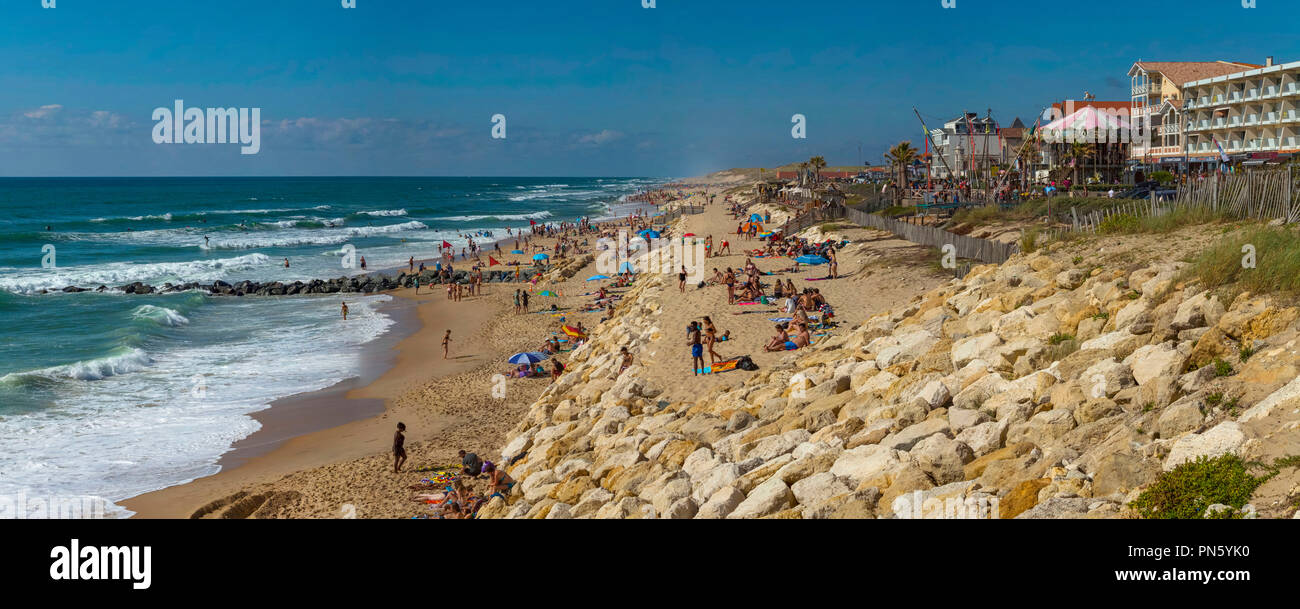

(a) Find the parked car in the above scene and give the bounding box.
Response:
[1116,180,1176,201]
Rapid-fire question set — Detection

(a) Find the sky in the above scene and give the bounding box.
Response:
[0,0,1295,177]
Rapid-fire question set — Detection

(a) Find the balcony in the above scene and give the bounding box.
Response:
[1286,83,1300,96]
[1213,118,1228,128]
[1246,140,1261,151]
[1265,138,1279,149]
[1229,92,1243,102]
[1131,83,1154,96]
[1246,88,1260,100]
[1284,110,1300,123]
[1229,140,1244,151]
[1264,85,1280,99]
[1264,112,1279,124]
[1200,95,1211,106]
[1285,136,1300,148]
[1245,114,1259,126]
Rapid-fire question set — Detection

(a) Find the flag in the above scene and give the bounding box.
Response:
[442,240,452,249]
[1211,135,1229,163]
[489,256,501,267]
[529,219,537,226]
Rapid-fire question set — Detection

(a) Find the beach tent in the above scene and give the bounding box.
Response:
[586,274,611,281]
[508,351,549,364]
[795,254,829,265]
[742,221,764,233]
[532,253,549,261]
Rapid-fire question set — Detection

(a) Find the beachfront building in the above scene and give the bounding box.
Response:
[1183,57,1300,168]
[1128,60,1262,169]
[927,113,1002,184]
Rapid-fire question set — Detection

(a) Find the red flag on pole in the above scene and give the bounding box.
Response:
[488,256,501,267]
[442,240,452,249]
[529,219,537,226]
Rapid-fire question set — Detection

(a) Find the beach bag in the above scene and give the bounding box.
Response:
[737,356,759,371]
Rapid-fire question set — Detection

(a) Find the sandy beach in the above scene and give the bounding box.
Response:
[119,177,961,519]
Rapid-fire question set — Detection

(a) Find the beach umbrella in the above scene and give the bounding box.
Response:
[758,231,774,238]
[586,274,610,281]
[618,261,637,274]
[561,325,587,338]
[507,351,549,365]
[537,290,558,297]
[795,254,829,265]
[683,232,696,237]
[533,253,549,261]
[749,213,763,222]
[511,249,525,254]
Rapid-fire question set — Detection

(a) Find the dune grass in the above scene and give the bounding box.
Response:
[1181,225,1300,298]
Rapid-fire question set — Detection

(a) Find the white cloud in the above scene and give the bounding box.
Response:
[23,104,63,119]
[577,129,624,145]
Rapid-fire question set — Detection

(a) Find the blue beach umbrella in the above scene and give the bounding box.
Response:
[618,261,637,273]
[795,254,829,265]
[533,253,549,261]
[508,352,549,365]
[750,213,763,222]
[586,274,611,281]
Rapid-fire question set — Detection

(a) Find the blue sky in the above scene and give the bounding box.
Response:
[0,0,1294,177]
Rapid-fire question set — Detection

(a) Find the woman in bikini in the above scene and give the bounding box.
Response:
[485,462,515,496]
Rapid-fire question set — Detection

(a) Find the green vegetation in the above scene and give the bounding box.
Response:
[1182,226,1300,299]
[1240,345,1256,362]
[879,205,917,218]
[1213,358,1235,377]
[1129,454,1265,519]
[1098,213,1141,234]
[1150,170,1175,185]
[1072,256,1083,265]
[1019,228,1041,254]
[1092,310,1110,321]
[1048,333,1075,345]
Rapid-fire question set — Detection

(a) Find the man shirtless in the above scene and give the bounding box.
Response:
[688,322,705,375]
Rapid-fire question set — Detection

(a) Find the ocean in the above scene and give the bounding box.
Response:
[0,176,661,516]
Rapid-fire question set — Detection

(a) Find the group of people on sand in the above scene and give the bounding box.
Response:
[687,316,730,375]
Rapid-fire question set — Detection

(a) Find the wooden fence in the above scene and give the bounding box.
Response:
[844,208,1018,266]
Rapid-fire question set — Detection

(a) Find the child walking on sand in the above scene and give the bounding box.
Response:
[393,422,407,473]
[442,329,452,359]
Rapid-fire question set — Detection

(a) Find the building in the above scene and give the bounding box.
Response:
[1182,57,1300,167]
[927,113,1002,183]
[1128,60,1262,166]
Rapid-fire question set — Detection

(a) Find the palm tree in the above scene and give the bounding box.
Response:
[884,141,917,193]
[1068,141,1096,188]
[809,156,827,185]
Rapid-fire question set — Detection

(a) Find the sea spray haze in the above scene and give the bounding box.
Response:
[0,176,660,516]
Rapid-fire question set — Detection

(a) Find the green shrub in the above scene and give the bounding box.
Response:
[1048,333,1075,345]
[1213,358,1234,377]
[1129,454,1265,519]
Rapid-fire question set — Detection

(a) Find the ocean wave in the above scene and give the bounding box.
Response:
[131,305,190,327]
[0,347,153,383]
[0,253,273,294]
[357,209,408,217]
[201,221,428,250]
[507,189,605,202]
[433,211,553,222]
[90,213,174,223]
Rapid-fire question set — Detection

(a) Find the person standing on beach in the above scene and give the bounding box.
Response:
[393,422,407,473]
[341,301,349,320]
[521,290,529,312]
[414,275,420,295]
[828,248,839,279]
[409,256,415,273]
[688,321,704,375]
[442,329,452,359]
[513,289,522,314]
[678,265,687,293]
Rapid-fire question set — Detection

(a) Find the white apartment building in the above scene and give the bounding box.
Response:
[1128,60,1261,164]
[1183,57,1300,165]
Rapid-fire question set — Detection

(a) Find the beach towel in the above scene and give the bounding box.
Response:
[710,358,741,373]
[804,277,831,281]
[735,301,759,306]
